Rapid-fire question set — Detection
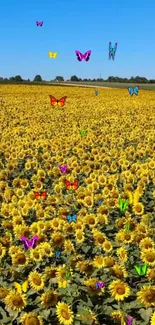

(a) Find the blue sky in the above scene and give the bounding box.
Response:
[0,0,154,80]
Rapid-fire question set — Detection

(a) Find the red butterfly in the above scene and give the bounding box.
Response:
[49,95,67,107]
[65,180,79,190]
[34,192,47,199]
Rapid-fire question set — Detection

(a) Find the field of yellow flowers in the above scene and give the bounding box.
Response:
[0,84,155,325]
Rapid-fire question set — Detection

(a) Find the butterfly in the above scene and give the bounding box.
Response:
[95,90,98,96]
[75,50,91,62]
[65,180,79,190]
[98,200,102,206]
[119,198,129,212]
[80,130,87,136]
[109,42,118,60]
[125,223,130,232]
[14,281,29,293]
[126,316,134,325]
[36,21,43,26]
[66,215,77,224]
[48,52,58,58]
[96,281,105,289]
[58,280,67,288]
[21,235,38,250]
[65,271,70,278]
[134,264,148,276]
[49,95,67,107]
[59,164,68,173]
[34,192,47,199]
[56,251,61,258]
[128,86,139,96]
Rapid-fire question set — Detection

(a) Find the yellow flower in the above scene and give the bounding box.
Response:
[93,256,105,269]
[84,278,104,296]
[75,230,85,244]
[111,265,128,279]
[150,311,155,325]
[103,240,113,252]
[0,287,9,299]
[39,243,53,257]
[139,237,154,250]
[28,271,44,291]
[82,195,94,208]
[137,286,155,307]
[133,202,144,215]
[52,232,65,248]
[109,280,130,301]
[86,214,98,227]
[64,239,75,252]
[116,247,128,263]
[56,302,74,325]
[141,248,155,266]
[0,244,6,259]
[5,290,27,311]
[41,290,59,308]
[29,248,43,262]
[20,312,44,325]
[147,268,155,281]
[12,252,29,267]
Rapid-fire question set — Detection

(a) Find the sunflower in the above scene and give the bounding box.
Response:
[103,240,113,252]
[51,232,65,248]
[116,247,128,263]
[20,312,44,325]
[84,278,104,296]
[39,243,53,257]
[75,230,85,244]
[111,310,124,320]
[82,196,94,208]
[64,239,75,252]
[150,311,155,325]
[141,248,155,266]
[43,266,57,281]
[133,202,144,215]
[109,280,130,301]
[137,286,155,307]
[29,248,43,262]
[56,265,67,280]
[0,287,9,299]
[86,214,98,228]
[147,268,155,281]
[139,237,154,250]
[56,302,74,325]
[28,271,45,291]
[0,244,6,259]
[103,257,116,268]
[11,252,29,267]
[93,231,106,247]
[5,290,27,311]
[41,290,59,308]
[111,265,128,279]
[93,256,105,269]
[97,213,108,225]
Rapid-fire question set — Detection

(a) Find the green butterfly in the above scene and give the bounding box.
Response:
[119,198,129,212]
[65,271,70,278]
[134,264,148,276]
[80,130,87,136]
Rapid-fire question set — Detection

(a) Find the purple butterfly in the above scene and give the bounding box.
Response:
[126,316,134,325]
[59,164,68,173]
[75,50,91,62]
[36,21,43,26]
[21,235,38,250]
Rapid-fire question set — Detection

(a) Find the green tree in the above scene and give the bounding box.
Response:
[14,75,23,81]
[33,75,42,82]
[70,75,79,81]
[55,76,64,81]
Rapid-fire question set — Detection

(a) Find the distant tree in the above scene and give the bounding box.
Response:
[83,78,88,82]
[34,75,42,82]
[55,76,64,81]
[27,79,30,82]
[70,75,79,81]
[108,76,116,82]
[9,77,15,81]
[14,75,23,81]
[0,77,3,80]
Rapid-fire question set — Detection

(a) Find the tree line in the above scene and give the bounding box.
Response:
[0,75,155,83]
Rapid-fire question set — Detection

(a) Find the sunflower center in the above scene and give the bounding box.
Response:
[116,286,125,294]
[89,218,95,224]
[33,277,41,285]
[12,295,23,306]
[25,316,40,325]
[16,254,26,264]
[61,310,70,320]
[125,234,131,240]
[146,290,155,302]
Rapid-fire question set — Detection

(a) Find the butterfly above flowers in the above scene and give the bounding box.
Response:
[67,215,77,224]
[48,51,58,58]
[65,180,78,190]
[36,21,43,26]
[21,235,38,250]
[59,164,68,173]
[95,90,98,96]
[80,130,87,136]
[14,281,29,293]
[49,95,67,107]
[75,50,91,61]
[134,264,148,276]
[128,86,139,96]
[34,191,47,199]
[109,42,117,60]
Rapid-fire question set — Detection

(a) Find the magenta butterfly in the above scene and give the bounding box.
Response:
[21,235,38,250]
[59,164,68,173]
[75,50,91,61]
[36,21,43,26]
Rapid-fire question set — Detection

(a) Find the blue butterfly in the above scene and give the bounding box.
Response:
[128,86,139,96]
[56,251,61,258]
[95,90,98,96]
[109,42,117,60]
[67,215,77,223]
[98,200,102,206]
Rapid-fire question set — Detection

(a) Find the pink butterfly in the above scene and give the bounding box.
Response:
[21,236,38,250]
[75,50,91,61]
[36,21,43,26]
[59,164,68,173]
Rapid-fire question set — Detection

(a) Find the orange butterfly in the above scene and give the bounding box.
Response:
[49,95,67,107]
[65,180,79,190]
[34,192,47,199]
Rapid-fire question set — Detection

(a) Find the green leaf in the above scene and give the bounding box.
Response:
[139,308,152,322]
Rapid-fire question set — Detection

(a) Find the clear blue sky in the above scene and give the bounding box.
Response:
[0,0,155,81]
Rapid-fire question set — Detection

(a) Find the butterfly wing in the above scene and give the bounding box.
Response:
[83,50,91,61]
[123,199,129,211]
[21,236,29,250]
[73,180,78,190]
[75,50,83,61]
[49,95,58,106]
[57,96,67,107]
[48,51,52,58]
[73,215,77,223]
[14,282,22,294]
[34,192,41,199]
[41,192,47,199]
[67,216,72,223]
[119,198,123,211]
[141,264,148,275]
[40,21,43,26]
[128,88,133,96]
[134,86,139,95]
[109,42,112,59]
[22,281,29,293]
[31,235,38,249]
[65,180,71,190]
[54,52,58,58]
[134,265,141,275]
[114,43,118,53]
[56,251,61,258]
[36,21,39,26]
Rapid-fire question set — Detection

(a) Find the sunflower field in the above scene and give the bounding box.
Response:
[0,84,155,325]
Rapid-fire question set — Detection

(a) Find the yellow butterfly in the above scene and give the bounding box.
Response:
[48,51,58,58]
[58,280,67,288]
[14,281,29,293]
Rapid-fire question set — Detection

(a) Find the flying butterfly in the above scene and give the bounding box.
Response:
[128,86,139,96]
[109,42,117,60]
[21,235,38,250]
[58,280,67,288]
[36,21,43,26]
[134,264,148,276]
[48,52,58,58]
[49,95,67,107]
[75,50,91,62]
[14,281,29,293]
[34,191,47,199]
[65,180,79,190]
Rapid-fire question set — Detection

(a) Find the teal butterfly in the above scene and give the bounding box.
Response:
[119,198,129,212]
[80,130,87,136]
[134,264,148,276]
